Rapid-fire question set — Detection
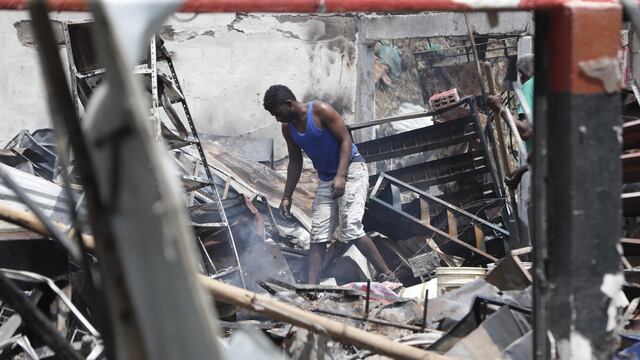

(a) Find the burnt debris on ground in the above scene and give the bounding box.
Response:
[0,4,634,360]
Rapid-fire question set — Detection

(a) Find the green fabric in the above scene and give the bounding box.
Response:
[517,77,534,115]
[525,139,534,153]
[518,77,534,153]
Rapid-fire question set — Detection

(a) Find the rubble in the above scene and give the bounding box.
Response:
[0,2,633,360]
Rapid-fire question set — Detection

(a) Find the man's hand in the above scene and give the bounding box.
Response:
[279,197,293,219]
[331,176,346,199]
[505,166,529,190]
[487,95,502,112]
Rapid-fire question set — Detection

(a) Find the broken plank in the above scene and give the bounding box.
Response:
[447,210,457,238]
[222,174,231,200]
[420,197,431,224]
[473,223,485,251]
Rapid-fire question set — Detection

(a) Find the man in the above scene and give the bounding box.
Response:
[263,85,398,284]
[488,54,534,189]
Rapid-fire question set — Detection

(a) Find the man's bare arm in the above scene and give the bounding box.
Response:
[282,124,303,200]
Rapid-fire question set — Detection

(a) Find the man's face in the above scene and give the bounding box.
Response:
[271,102,298,123]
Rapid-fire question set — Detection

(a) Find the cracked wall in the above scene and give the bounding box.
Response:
[1,11,357,159]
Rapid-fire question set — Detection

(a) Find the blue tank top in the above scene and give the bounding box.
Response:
[288,102,360,181]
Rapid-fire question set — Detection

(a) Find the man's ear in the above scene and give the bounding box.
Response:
[286,100,294,109]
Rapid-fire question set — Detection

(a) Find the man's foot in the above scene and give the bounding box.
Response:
[375,272,401,284]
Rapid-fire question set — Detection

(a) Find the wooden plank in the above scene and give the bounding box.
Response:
[222,174,231,200]
[420,198,431,224]
[447,210,457,238]
[473,223,485,251]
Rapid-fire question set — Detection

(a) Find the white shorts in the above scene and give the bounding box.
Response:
[310,162,368,244]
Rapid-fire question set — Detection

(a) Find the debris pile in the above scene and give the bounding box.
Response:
[0,99,536,359]
[0,4,632,360]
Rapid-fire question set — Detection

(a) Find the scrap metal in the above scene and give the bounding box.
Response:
[0,1,626,359]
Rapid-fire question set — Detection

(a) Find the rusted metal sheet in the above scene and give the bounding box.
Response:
[0,0,621,12]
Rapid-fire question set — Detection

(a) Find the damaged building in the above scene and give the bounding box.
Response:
[0,1,632,359]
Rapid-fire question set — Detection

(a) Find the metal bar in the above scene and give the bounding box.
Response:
[485,62,514,179]
[312,309,426,332]
[0,269,99,337]
[369,197,498,262]
[149,37,160,139]
[211,266,239,279]
[0,270,83,360]
[464,12,490,109]
[415,45,516,60]
[61,22,82,117]
[372,150,488,189]
[365,280,371,319]
[352,96,477,133]
[164,47,247,289]
[374,173,509,236]
[348,110,434,131]
[412,38,519,56]
[0,0,618,12]
[421,290,429,332]
[197,234,218,275]
[356,114,477,162]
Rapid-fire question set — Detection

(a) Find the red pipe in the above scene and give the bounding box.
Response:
[0,0,620,12]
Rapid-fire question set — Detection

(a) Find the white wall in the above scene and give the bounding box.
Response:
[0,11,357,159]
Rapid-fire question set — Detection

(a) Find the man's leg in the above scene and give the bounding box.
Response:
[308,243,327,284]
[308,179,338,284]
[354,234,391,274]
[339,162,396,280]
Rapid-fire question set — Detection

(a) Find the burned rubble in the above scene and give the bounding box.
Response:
[0,2,634,360]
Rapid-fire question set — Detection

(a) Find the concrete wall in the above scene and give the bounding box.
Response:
[0,11,357,158]
[0,11,532,158]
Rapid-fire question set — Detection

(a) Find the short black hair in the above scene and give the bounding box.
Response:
[263,85,296,113]
[517,54,534,79]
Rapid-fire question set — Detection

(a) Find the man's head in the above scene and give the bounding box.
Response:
[516,54,534,83]
[263,85,299,123]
